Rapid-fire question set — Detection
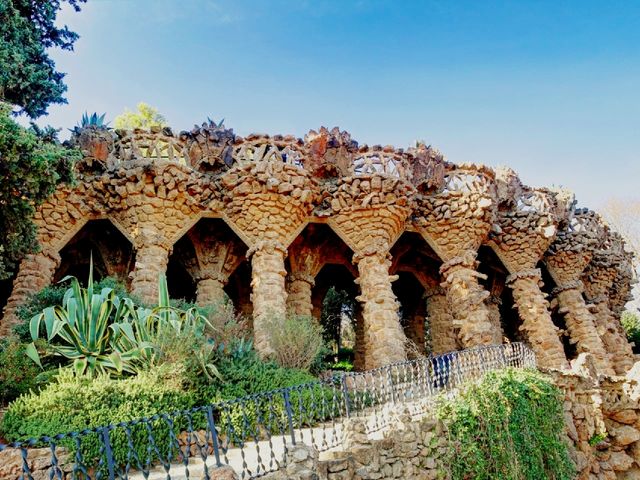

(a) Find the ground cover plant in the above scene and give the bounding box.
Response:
[436,367,574,480]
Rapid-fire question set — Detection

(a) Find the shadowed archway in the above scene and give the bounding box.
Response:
[53,219,135,286]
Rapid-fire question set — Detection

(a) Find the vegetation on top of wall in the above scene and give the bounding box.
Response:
[622,310,640,354]
[436,368,574,480]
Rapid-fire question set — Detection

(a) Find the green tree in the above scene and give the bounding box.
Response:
[0,0,86,118]
[113,102,167,130]
[0,103,80,279]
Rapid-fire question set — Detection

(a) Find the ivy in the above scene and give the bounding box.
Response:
[436,368,575,480]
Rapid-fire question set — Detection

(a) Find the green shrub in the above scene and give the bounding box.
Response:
[193,343,336,439]
[436,368,575,480]
[1,366,196,470]
[267,315,325,371]
[0,338,45,405]
[622,311,640,353]
[331,360,354,372]
[198,343,317,402]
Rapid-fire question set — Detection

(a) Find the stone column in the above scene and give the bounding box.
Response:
[426,286,459,355]
[403,298,427,356]
[130,242,171,305]
[439,251,496,349]
[354,251,407,369]
[195,272,227,306]
[286,272,315,318]
[553,281,614,376]
[486,295,505,345]
[248,240,288,357]
[1,251,61,336]
[589,297,635,374]
[353,306,366,371]
[506,269,569,370]
[582,249,636,375]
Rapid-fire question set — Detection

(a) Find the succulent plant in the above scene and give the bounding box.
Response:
[70,112,109,133]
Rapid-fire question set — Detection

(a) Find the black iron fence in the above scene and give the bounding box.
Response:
[0,342,535,480]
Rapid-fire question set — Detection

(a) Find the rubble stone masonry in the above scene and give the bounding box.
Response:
[0,122,636,372]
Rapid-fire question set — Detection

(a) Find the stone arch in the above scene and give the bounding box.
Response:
[286,222,356,319]
[53,219,136,287]
[167,218,248,305]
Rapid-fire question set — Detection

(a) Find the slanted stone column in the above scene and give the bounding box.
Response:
[506,269,569,369]
[583,244,636,374]
[552,281,613,375]
[439,250,496,348]
[353,306,366,371]
[589,298,635,375]
[486,172,569,370]
[248,240,288,356]
[0,251,61,336]
[130,234,171,305]
[354,248,408,369]
[403,296,427,356]
[286,272,315,317]
[486,295,504,345]
[415,164,500,349]
[546,246,614,375]
[425,286,459,354]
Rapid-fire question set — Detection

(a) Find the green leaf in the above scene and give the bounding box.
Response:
[25,342,43,369]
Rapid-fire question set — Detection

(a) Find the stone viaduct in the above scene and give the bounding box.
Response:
[0,122,635,374]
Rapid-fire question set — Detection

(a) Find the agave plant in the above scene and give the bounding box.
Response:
[26,263,153,377]
[69,111,109,134]
[111,275,221,380]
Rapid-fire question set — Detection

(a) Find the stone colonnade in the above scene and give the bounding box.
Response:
[0,125,636,374]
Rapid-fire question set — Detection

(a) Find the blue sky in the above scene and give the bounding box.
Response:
[41,0,640,208]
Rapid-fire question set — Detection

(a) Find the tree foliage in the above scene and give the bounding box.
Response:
[0,103,80,280]
[0,0,86,118]
[113,102,167,130]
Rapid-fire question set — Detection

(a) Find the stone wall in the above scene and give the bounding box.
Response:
[258,357,640,480]
[0,121,636,372]
[262,414,448,480]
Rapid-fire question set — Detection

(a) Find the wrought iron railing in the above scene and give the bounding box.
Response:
[0,342,535,480]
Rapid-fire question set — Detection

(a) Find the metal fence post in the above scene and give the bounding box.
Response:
[341,374,351,418]
[102,426,116,480]
[387,368,396,404]
[283,389,296,445]
[206,405,222,467]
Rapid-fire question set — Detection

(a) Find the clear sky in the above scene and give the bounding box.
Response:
[40,0,640,209]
